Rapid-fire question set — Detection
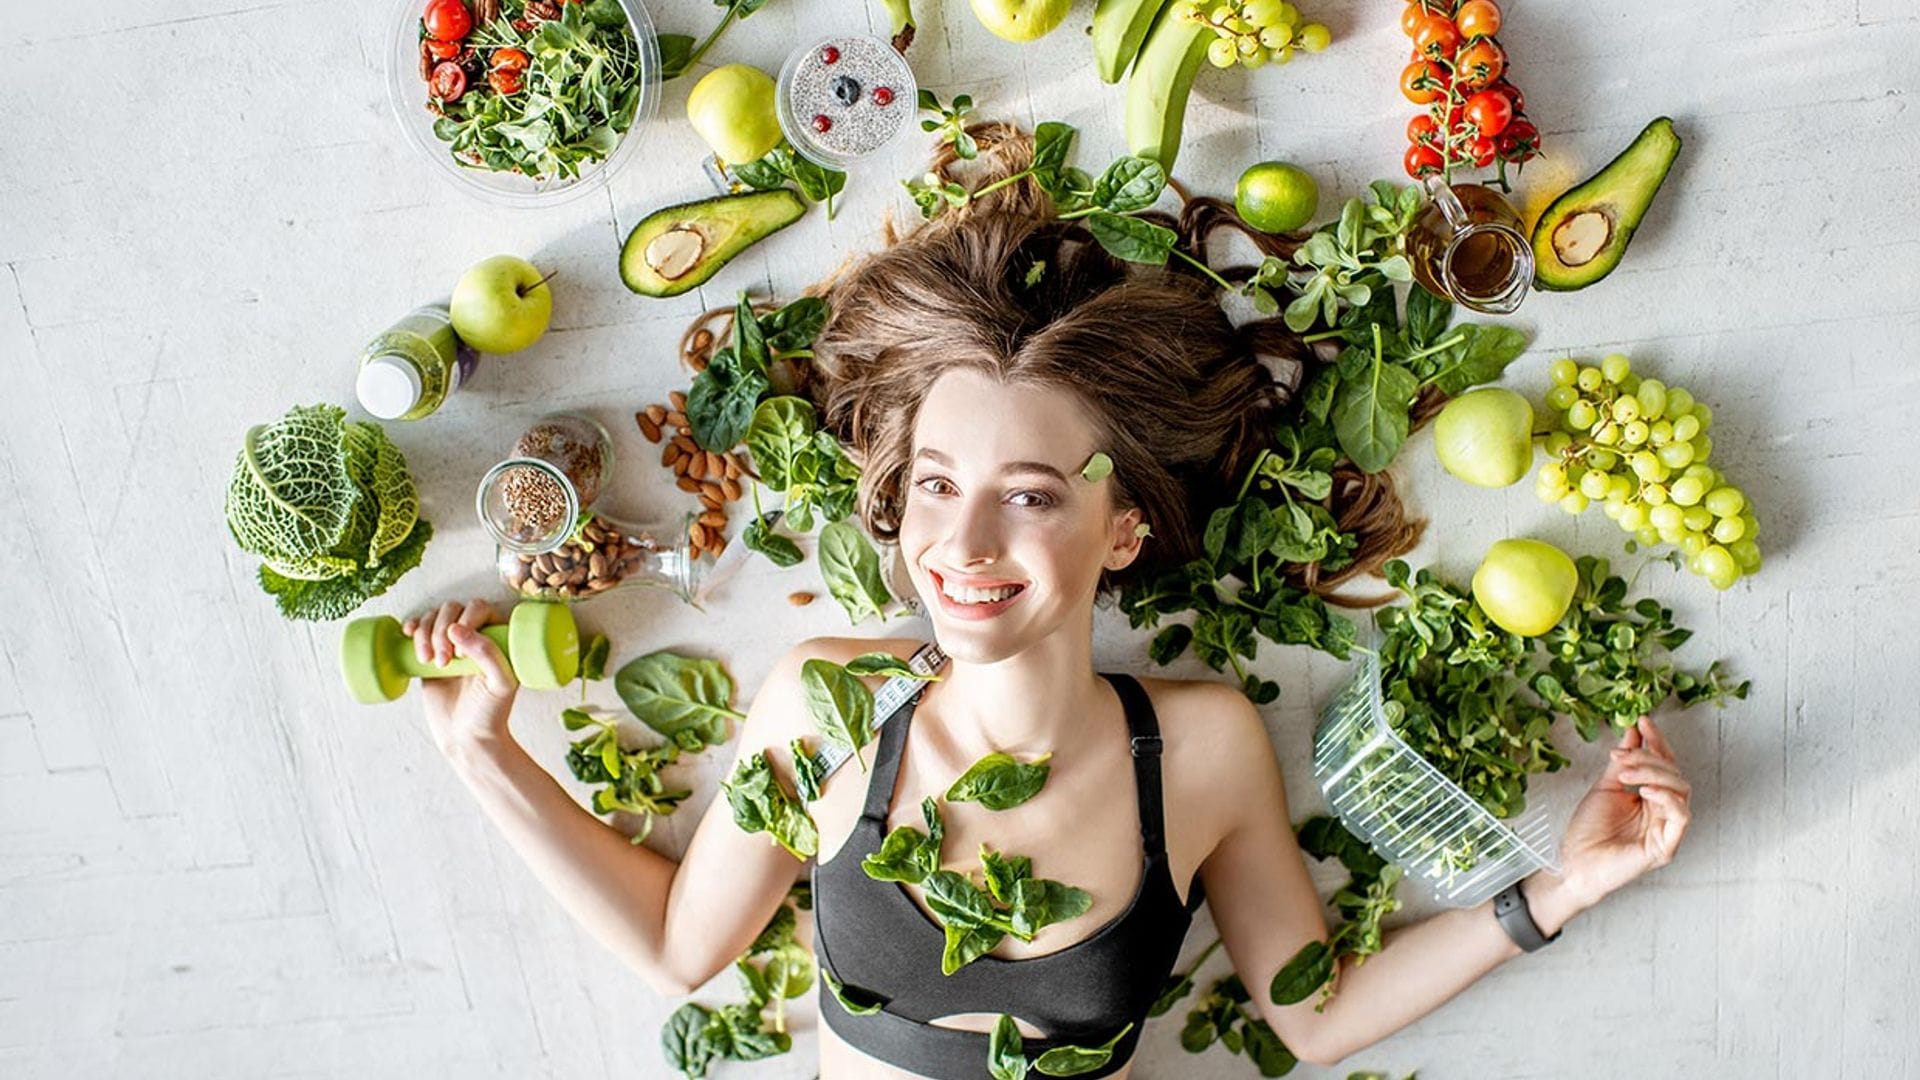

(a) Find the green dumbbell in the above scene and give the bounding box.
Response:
[339,601,580,704]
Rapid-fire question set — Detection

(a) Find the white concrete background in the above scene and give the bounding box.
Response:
[3,0,1916,1076]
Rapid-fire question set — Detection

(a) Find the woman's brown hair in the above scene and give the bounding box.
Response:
[781,124,1422,603]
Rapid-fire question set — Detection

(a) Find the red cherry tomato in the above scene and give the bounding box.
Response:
[1463,134,1497,167]
[429,60,467,102]
[1455,0,1501,38]
[1401,3,1428,37]
[1400,60,1449,104]
[491,47,530,72]
[1462,90,1513,137]
[1405,143,1446,179]
[1455,40,1505,89]
[422,0,472,41]
[1490,79,1524,115]
[487,67,523,94]
[425,37,461,60]
[1413,16,1461,60]
[1497,118,1540,161]
[1407,113,1440,146]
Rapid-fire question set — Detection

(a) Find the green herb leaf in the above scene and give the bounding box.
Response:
[1268,940,1336,1005]
[1032,1022,1133,1076]
[615,652,742,752]
[946,751,1053,811]
[989,1014,1029,1080]
[822,966,887,1015]
[1079,451,1114,483]
[663,1002,719,1078]
[687,348,771,453]
[1090,156,1167,213]
[1086,210,1176,266]
[818,521,893,624]
[802,658,877,771]
[1331,356,1419,474]
[845,651,939,680]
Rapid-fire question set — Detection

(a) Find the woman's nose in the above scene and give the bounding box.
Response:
[942,494,1003,567]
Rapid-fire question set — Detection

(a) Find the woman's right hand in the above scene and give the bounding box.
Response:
[403,598,520,755]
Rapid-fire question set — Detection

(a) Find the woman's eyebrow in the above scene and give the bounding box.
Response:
[914,447,1070,483]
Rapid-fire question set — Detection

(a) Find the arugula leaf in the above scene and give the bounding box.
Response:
[946,751,1053,810]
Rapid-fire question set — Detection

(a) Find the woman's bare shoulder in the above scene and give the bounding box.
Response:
[1131,674,1281,814]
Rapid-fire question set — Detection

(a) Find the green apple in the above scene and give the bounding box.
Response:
[1434,387,1534,487]
[687,64,782,166]
[1472,539,1577,637]
[451,255,553,354]
[970,0,1071,42]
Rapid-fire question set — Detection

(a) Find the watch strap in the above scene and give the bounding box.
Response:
[1493,881,1562,952]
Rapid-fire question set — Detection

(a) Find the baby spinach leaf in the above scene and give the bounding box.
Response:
[663,1002,720,1078]
[989,1014,1029,1080]
[743,514,804,567]
[1030,121,1077,181]
[1008,877,1092,940]
[1268,939,1336,1006]
[846,651,940,680]
[946,751,1053,811]
[1332,353,1419,474]
[1090,156,1167,213]
[580,634,610,682]
[1404,283,1453,349]
[654,34,696,79]
[746,396,817,493]
[1032,1022,1133,1075]
[1149,624,1193,665]
[790,737,824,802]
[944,920,1008,976]
[801,658,876,771]
[979,843,1034,905]
[722,752,818,860]
[924,868,1000,926]
[687,347,770,453]
[615,652,743,752]
[822,966,886,1015]
[758,296,829,353]
[1087,210,1176,266]
[818,521,893,624]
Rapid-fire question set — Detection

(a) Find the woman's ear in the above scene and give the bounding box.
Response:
[1104,508,1145,572]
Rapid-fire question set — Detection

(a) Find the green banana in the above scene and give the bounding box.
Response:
[1093,0,1168,84]
[1124,0,1210,170]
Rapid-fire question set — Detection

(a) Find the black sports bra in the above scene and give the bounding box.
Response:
[810,660,1205,1079]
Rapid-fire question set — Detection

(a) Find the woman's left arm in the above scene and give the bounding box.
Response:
[1199,700,1692,1067]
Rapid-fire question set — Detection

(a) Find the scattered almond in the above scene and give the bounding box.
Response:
[698,510,728,529]
[700,480,727,504]
[637,412,662,442]
[687,452,708,480]
[663,443,683,467]
[670,390,687,411]
[723,454,742,480]
[698,491,723,510]
[721,477,742,502]
[645,403,667,425]
[788,591,815,606]
[676,476,701,494]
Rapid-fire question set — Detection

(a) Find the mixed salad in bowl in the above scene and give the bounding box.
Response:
[392,0,659,202]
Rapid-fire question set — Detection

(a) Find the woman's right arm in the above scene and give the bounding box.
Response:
[411,599,821,998]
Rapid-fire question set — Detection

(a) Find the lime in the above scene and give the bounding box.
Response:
[1234,161,1319,234]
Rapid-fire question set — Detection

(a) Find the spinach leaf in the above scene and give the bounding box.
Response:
[1404,283,1452,349]
[579,634,611,683]
[979,842,1034,905]
[818,520,893,623]
[743,513,804,567]
[790,737,824,802]
[989,1014,1029,1080]
[1087,210,1177,265]
[943,920,1007,976]
[1332,347,1420,474]
[1268,940,1336,1006]
[846,651,939,680]
[758,296,829,353]
[663,1002,719,1078]
[722,752,818,860]
[801,658,877,771]
[687,347,770,453]
[1032,1022,1133,1076]
[945,751,1053,811]
[1149,624,1193,665]
[1008,877,1092,940]
[1422,323,1529,396]
[615,651,744,752]
[822,966,886,1015]
[655,33,696,79]
[1030,121,1077,182]
[746,396,816,493]
[1090,156,1167,213]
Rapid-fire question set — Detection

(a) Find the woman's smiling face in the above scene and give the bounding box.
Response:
[898,368,1142,662]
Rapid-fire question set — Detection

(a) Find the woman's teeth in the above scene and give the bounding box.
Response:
[941,582,1023,605]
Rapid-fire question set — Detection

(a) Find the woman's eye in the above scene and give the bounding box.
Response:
[914,476,955,495]
[1010,490,1057,509]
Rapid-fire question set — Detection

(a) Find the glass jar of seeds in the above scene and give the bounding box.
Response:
[510,412,613,510]
[492,505,708,605]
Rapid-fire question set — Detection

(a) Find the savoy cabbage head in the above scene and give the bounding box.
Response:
[224,403,432,621]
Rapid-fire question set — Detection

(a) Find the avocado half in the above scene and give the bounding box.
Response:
[1531,117,1682,292]
[620,188,807,298]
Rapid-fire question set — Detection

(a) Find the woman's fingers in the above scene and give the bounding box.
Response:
[1638,785,1690,863]
[429,600,464,666]
[449,623,517,697]
[1637,715,1677,762]
[1618,765,1691,799]
[457,599,495,631]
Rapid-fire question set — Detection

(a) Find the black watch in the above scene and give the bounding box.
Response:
[1493,880,1562,952]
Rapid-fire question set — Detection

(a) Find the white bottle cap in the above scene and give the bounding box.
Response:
[356,355,423,420]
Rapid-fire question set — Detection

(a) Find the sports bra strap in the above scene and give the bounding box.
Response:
[861,688,925,822]
[1102,672,1169,860]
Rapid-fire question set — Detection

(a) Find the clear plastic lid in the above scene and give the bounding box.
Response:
[356,355,424,420]
[777,35,917,169]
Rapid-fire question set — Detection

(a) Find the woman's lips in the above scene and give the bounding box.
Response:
[929,570,1028,622]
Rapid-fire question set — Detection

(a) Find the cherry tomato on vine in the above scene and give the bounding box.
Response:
[1405,143,1446,178]
[1490,79,1524,116]
[1413,16,1462,60]
[1455,0,1502,39]
[1407,113,1441,146]
[1498,118,1540,160]
[1400,60,1450,105]
[487,67,524,94]
[428,60,467,102]
[491,47,530,72]
[1455,39,1505,89]
[1401,3,1429,37]
[1463,134,1497,167]
[422,0,473,41]
[1463,90,1513,137]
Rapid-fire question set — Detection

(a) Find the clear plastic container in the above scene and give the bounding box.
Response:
[1312,651,1560,907]
[385,0,661,207]
[776,35,917,169]
[492,495,705,604]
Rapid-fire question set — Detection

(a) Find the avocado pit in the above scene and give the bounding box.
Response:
[644,226,708,281]
[1550,210,1614,268]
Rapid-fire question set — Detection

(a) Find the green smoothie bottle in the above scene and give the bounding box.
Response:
[354,303,479,421]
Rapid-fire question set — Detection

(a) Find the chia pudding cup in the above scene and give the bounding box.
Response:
[777,34,917,168]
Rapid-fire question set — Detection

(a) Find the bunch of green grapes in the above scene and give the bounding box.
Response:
[1533,353,1762,591]
[1192,0,1331,70]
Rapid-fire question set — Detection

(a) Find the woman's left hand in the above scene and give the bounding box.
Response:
[1556,715,1693,908]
